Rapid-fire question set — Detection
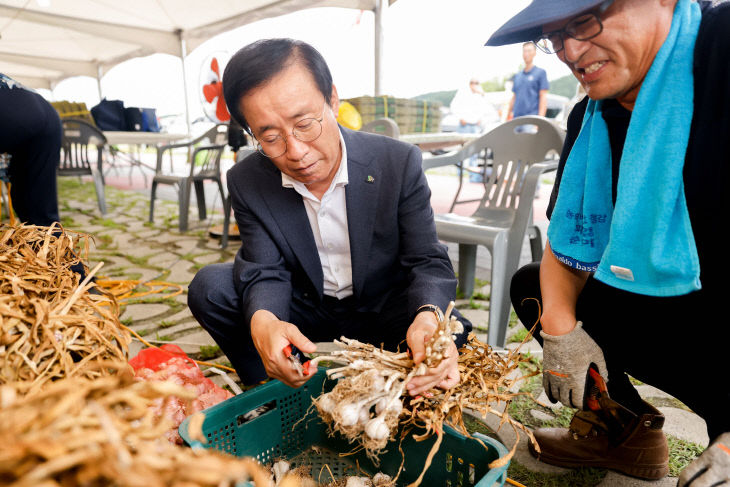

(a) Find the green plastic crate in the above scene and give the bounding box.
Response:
[179,370,509,486]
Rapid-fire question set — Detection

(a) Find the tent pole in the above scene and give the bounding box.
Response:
[374,0,388,96]
[96,64,103,100]
[178,30,192,135]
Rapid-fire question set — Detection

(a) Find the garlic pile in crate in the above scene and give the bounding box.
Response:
[310,302,463,458]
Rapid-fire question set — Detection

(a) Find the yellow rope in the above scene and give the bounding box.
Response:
[97,278,184,302]
[505,478,527,487]
[422,100,428,133]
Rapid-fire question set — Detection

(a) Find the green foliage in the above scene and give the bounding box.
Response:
[549,74,579,99]
[667,435,704,477]
[468,299,483,310]
[198,345,221,360]
[507,460,607,486]
[508,327,530,344]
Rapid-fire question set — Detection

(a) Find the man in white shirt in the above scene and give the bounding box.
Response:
[188,38,470,390]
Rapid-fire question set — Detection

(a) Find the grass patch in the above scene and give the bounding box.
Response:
[60,216,76,227]
[509,310,520,328]
[507,460,606,486]
[472,291,490,301]
[158,320,176,328]
[508,327,530,344]
[198,345,222,360]
[136,328,151,337]
[95,234,115,250]
[468,299,483,310]
[628,376,644,386]
[120,317,133,326]
[155,333,172,341]
[667,435,704,477]
[92,218,126,230]
[125,297,185,313]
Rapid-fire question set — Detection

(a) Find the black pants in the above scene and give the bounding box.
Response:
[510,262,728,442]
[0,87,61,226]
[188,262,472,385]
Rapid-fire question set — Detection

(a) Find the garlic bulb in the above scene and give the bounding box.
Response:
[359,406,370,425]
[339,403,360,426]
[365,416,389,440]
[318,393,335,414]
[375,397,387,415]
[387,398,402,414]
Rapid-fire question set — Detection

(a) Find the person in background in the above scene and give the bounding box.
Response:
[188,38,471,391]
[488,0,730,483]
[449,78,498,182]
[0,73,61,226]
[507,42,550,120]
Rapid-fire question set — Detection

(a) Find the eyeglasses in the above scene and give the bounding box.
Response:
[533,0,613,55]
[255,102,327,158]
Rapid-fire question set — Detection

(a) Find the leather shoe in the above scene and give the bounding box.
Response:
[529,400,669,480]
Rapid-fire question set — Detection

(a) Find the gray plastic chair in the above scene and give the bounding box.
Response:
[360,118,400,138]
[427,116,565,347]
[149,124,228,232]
[59,118,107,214]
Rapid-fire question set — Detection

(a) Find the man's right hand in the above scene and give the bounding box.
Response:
[250,310,317,388]
[540,322,608,409]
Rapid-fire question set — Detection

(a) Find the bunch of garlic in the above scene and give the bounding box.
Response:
[309,302,462,457]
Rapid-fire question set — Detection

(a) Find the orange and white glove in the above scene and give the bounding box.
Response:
[678,432,730,486]
[541,321,608,409]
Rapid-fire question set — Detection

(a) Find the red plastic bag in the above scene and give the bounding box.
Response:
[129,343,197,371]
[130,345,233,444]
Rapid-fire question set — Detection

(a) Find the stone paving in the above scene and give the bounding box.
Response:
[52,172,709,486]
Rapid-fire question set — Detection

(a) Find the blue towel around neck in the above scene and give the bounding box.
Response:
[547,0,702,296]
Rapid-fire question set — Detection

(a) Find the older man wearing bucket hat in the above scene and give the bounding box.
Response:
[489,0,730,483]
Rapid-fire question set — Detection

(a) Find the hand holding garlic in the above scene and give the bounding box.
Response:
[310,302,463,460]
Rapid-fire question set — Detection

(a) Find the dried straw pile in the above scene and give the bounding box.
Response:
[0,223,130,394]
[0,363,272,487]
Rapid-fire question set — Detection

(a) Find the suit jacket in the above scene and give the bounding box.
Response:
[227,126,457,326]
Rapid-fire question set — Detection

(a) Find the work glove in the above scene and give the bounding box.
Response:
[678,432,730,486]
[540,321,608,409]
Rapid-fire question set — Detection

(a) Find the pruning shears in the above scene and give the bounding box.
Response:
[283,344,312,376]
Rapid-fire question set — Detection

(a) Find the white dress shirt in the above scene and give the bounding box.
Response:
[281,132,353,298]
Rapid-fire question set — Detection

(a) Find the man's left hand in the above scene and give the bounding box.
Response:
[678,432,730,486]
[405,312,460,396]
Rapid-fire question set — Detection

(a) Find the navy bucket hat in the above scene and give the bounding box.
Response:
[486,0,608,46]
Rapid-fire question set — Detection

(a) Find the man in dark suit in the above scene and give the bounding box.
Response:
[188,38,471,390]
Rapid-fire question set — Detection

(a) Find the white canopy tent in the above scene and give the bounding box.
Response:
[0,0,395,128]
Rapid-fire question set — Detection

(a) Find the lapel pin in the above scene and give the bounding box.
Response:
[366,175,375,183]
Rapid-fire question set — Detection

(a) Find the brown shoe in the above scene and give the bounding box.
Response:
[529,400,669,480]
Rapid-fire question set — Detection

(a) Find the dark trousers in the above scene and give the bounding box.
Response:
[510,262,729,442]
[188,262,472,385]
[0,87,61,226]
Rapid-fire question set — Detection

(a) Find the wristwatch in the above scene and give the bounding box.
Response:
[413,304,443,323]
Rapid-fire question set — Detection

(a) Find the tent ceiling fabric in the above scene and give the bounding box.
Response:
[0,0,396,89]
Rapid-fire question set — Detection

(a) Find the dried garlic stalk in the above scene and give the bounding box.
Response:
[0,223,130,394]
[0,362,272,487]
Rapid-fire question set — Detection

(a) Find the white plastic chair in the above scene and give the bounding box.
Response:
[425,116,565,347]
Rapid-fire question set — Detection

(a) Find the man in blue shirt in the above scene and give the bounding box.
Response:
[508,42,550,119]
